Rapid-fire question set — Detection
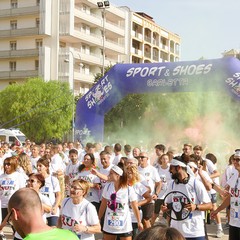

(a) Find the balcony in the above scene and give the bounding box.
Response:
[131,47,143,56]
[132,31,143,41]
[74,8,124,36]
[144,52,151,59]
[0,6,39,18]
[144,35,151,44]
[0,49,39,59]
[153,39,160,46]
[68,30,124,54]
[74,71,94,83]
[0,27,40,38]
[0,70,38,79]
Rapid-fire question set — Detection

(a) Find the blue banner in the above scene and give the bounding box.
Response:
[75,57,240,141]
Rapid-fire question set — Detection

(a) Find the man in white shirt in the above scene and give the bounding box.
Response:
[138,152,161,228]
[163,158,212,239]
[112,143,122,165]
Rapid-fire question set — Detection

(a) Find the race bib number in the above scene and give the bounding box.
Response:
[107,213,124,230]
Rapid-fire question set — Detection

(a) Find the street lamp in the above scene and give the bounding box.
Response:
[64,50,76,143]
[97,1,110,75]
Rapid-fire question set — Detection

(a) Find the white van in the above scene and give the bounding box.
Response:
[0,128,26,146]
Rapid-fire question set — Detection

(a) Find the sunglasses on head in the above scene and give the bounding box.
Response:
[109,192,117,211]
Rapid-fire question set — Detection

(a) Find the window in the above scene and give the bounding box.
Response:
[10,61,16,71]
[10,20,17,30]
[36,18,40,28]
[10,41,17,50]
[35,39,43,49]
[11,0,18,8]
[35,60,39,70]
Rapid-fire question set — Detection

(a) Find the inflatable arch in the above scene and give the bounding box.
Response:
[75,57,240,142]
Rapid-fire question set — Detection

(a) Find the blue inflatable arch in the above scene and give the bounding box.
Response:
[75,57,240,141]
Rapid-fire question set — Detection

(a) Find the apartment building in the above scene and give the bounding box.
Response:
[58,0,127,95]
[0,0,61,89]
[0,0,180,95]
[222,49,240,60]
[129,12,180,63]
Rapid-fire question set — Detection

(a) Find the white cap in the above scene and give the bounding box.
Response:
[234,149,240,157]
[111,165,123,176]
[170,159,187,168]
[188,162,198,169]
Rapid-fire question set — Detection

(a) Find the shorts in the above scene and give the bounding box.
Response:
[210,193,217,204]
[103,231,132,237]
[141,203,154,220]
[154,199,164,214]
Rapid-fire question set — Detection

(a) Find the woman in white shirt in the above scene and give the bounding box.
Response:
[37,157,61,227]
[0,156,26,221]
[77,153,101,212]
[58,179,101,240]
[98,163,143,240]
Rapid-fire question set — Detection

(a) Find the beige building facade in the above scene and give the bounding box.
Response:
[129,12,180,63]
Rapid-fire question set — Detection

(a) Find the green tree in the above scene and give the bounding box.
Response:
[0,77,73,142]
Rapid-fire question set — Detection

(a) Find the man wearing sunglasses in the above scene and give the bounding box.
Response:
[137,152,161,229]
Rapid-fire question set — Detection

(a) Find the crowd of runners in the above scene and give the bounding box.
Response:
[0,139,239,240]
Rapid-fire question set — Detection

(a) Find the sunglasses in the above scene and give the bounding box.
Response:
[27,179,37,183]
[4,162,11,166]
[138,156,146,159]
[70,186,83,191]
[233,158,240,162]
[109,192,117,211]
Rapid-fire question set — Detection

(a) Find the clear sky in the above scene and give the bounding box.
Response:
[110,0,240,61]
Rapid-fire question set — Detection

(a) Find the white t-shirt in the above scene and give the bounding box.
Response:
[30,156,40,173]
[165,177,211,238]
[61,197,99,240]
[40,175,60,217]
[98,164,113,200]
[65,161,81,183]
[51,154,66,173]
[112,154,122,165]
[138,165,161,195]
[202,158,217,194]
[226,173,240,228]
[102,182,137,234]
[155,164,172,199]
[130,182,148,223]
[77,170,100,203]
[221,165,237,188]
[0,171,26,208]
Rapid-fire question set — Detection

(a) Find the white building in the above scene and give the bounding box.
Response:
[0,0,181,95]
